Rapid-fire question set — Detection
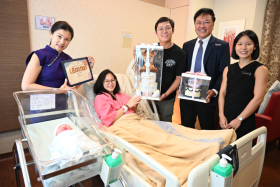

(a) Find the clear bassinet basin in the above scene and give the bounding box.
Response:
[13,89,117,186]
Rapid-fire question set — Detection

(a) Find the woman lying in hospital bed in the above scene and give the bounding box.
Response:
[94,69,237,187]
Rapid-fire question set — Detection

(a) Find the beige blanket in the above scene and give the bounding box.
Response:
[108,113,236,187]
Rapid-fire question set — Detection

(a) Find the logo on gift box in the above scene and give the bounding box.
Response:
[188,78,202,88]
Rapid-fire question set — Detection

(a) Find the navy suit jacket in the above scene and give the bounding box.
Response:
[182,35,230,106]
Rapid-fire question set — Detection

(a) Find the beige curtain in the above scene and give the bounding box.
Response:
[259,0,280,89]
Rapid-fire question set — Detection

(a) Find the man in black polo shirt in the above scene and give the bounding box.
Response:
[153,17,186,122]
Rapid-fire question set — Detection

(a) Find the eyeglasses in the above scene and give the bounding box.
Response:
[104,79,116,84]
[157,27,172,33]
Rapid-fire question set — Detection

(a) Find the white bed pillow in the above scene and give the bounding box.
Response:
[258,80,280,114]
[81,75,101,123]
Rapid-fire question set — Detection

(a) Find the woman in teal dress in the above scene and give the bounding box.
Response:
[219,30,268,139]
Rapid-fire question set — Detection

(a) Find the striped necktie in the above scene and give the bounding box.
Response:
[194,40,203,73]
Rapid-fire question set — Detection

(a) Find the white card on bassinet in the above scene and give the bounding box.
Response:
[30,94,55,110]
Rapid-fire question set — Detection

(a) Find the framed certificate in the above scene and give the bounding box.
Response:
[61,57,94,87]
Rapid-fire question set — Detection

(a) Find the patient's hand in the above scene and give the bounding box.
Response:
[127,96,141,108]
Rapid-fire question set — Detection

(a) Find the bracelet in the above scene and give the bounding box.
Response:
[124,104,130,110]
[122,105,128,113]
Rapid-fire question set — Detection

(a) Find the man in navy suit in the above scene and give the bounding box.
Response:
[180,8,230,130]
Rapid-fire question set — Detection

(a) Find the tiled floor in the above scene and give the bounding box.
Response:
[0,141,279,187]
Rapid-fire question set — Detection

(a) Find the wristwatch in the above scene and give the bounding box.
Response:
[238,115,243,121]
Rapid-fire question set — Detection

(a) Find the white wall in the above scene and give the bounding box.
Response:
[166,0,190,48]
[213,0,267,43]
[0,130,26,154]
[27,0,169,75]
[252,0,268,43]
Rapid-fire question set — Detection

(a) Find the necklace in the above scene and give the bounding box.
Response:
[48,54,60,66]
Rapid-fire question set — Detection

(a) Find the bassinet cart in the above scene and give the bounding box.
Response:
[12,89,126,187]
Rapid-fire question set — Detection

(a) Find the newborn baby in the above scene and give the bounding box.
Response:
[45,124,103,187]
[49,124,102,169]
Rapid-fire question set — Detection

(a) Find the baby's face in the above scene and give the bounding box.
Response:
[56,124,73,136]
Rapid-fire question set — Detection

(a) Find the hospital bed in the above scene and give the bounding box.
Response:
[78,70,267,187]
[12,67,267,187]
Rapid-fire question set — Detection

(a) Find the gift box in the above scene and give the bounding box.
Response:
[134,44,163,100]
[178,72,211,103]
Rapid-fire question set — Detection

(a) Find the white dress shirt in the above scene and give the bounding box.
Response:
[190,35,218,96]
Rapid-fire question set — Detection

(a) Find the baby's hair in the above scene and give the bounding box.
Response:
[54,124,72,137]
[54,124,62,137]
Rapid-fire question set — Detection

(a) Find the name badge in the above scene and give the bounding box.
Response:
[242,71,251,76]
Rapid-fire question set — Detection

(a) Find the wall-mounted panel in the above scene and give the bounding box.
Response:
[0,0,30,132]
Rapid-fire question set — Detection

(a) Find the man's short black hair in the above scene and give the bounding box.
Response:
[231,30,260,60]
[93,69,120,100]
[155,17,175,32]
[193,8,216,23]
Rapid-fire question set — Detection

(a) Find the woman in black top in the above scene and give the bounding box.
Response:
[219,30,268,139]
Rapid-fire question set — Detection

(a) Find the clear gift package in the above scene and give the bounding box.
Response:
[178,72,211,103]
[134,44,164,100]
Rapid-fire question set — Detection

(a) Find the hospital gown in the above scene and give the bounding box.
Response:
[94,92,134,126]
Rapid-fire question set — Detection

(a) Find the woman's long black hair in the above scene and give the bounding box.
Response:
[94,69,120,100]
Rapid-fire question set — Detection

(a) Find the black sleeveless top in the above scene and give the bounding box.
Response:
[224,61,263,139]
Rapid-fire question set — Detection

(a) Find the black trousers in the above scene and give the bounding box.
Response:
[180,99,216,130]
